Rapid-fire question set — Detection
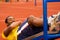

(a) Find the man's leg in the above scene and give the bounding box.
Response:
[28,15,43,27]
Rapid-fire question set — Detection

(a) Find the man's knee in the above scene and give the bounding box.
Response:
[27,15,35,25]
[27,15,43,27]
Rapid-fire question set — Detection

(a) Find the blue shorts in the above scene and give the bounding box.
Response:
[17,19,50,40]
[18,25,43,40]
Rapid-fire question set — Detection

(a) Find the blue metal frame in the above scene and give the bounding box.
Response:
[43,0,60,40]
[33,0,60,40]
[33,35,43,40]
[43,0,48,40]
[47,0,60,2]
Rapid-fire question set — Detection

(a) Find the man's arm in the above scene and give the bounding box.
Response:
[3,21,22,37]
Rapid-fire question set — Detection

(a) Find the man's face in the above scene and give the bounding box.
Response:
[7,16,15,24]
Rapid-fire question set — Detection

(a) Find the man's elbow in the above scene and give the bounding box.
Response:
[3,27,12,37]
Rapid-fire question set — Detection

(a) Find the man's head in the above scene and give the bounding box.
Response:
[5,16,15,26]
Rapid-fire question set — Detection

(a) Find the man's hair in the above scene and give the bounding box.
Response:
[5,16,11,24]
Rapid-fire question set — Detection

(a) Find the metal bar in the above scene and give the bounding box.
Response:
[47,0,60,2]
[43,0,48,40]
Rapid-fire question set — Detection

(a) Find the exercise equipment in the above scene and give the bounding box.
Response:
[17,0,60,40]
[32,0,60,40]
[23,31,58,40]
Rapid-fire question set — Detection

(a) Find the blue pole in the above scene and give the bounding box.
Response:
[43,0,48,40]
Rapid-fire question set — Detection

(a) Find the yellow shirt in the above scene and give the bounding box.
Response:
[2,26,18,40]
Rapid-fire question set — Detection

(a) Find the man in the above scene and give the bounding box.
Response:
[2,16,22,40]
